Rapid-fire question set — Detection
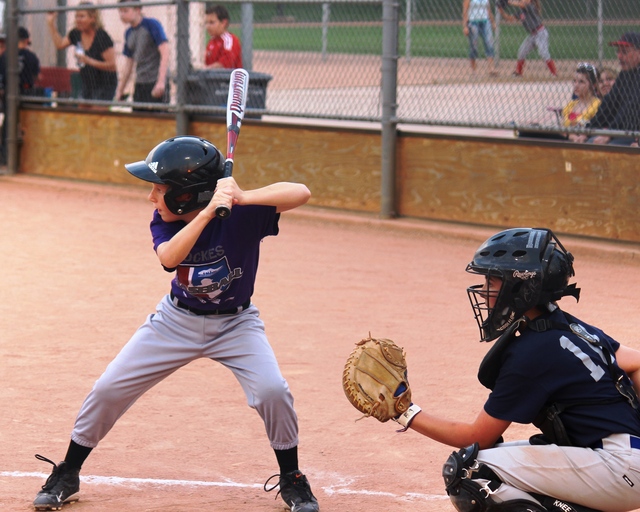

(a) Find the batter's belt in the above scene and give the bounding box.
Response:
[170,292,251,316]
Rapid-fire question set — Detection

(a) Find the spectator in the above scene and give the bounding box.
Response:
[497,0,557,77]
[562,62,600,142]
[0,33,5,57]
[0,27,41,93]
[205,4,243,69]
[0,27,40,164]
[46,3,118,105]
[462,0,498,75]
[597,66,618,99]
[575,32,640,146]
[115,0,170,106]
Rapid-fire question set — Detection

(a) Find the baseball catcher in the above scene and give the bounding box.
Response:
[344,228,640,512]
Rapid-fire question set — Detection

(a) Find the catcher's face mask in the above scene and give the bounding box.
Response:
[467,271,504,342]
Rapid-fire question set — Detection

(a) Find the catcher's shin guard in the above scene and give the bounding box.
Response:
[442,444,547,512]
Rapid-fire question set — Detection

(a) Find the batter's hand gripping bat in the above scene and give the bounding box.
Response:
[215,68,250,219]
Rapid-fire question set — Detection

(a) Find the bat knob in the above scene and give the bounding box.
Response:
[215,205,231,219]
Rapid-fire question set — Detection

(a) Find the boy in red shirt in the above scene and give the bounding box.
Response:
[205,4,242,69]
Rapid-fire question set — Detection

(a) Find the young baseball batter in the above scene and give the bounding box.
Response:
[32,136,320,512]
[498,0,557,77]
[393,228,640,512]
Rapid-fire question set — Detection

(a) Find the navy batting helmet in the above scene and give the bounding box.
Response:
[125,136,224,215]
[466,228,580,342]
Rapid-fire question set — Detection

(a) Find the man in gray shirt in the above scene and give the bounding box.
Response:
[115,0,169,106]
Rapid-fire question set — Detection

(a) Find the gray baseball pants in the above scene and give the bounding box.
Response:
[71,295,299,451]
[517,26,551,61]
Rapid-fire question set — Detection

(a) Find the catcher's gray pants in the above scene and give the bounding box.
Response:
[476,434,640,512]
[517,26,551,61]
[71,295,299,451]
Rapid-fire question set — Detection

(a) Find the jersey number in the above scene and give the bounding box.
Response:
[559,335,606,382]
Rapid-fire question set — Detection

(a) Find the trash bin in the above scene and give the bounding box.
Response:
[186,69,272,118]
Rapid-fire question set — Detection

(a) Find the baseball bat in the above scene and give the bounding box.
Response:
[215,68,250,219]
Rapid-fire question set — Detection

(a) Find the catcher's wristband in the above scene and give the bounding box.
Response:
[394,404,422,432]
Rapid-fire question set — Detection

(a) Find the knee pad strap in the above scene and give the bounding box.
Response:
[449,479,500,512]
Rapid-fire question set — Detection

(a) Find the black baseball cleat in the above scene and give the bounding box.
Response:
[264,470,320,512]
[32,454,80,511]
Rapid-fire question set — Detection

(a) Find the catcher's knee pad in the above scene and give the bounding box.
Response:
[443,443,500,512]
[442,444,547,512]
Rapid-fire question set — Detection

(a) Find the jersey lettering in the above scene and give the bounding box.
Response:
[188,268,242,294]
[184,246,225,263]
[559,335,605,382]
[176,257,242,302]
[553,501,573,512]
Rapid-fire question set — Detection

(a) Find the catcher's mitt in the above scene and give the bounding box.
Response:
[342,334,411,422]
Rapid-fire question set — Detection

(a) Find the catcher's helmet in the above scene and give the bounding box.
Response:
[125,136,224,215]
[466,228,580,342]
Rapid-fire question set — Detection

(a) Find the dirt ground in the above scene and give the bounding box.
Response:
[1,174,639,512]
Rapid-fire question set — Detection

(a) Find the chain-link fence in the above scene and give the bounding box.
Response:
[10,0,640,136]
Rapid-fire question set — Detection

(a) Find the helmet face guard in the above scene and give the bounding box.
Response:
[125,136,224,215]
[466,269,514,342]
[466,228,580,342]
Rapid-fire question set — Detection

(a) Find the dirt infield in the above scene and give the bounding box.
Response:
[2,174,640,512]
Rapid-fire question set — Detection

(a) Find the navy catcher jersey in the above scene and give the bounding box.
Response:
[484,308,640,447]
[150,205,279,310]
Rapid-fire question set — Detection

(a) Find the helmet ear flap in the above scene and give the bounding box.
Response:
[513,296,526,312]
[164,182,217,215]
